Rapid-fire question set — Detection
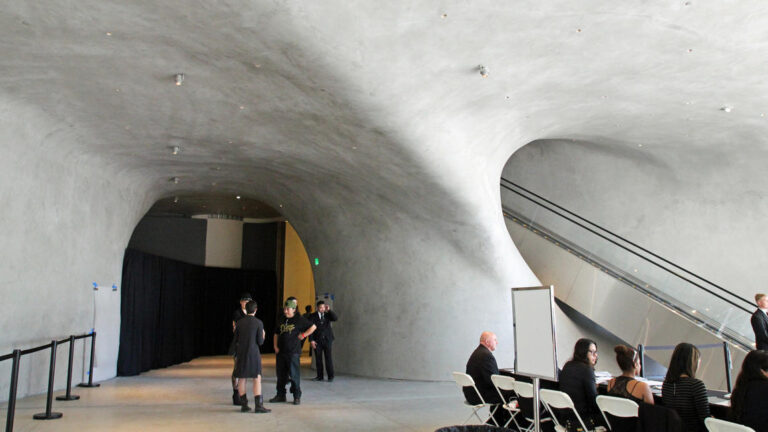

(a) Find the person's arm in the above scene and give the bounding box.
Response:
[692,379,710,423]
[640,381,655,405]
[326,310,338,322]
[752,313,768,344]
[273,334,279,354]
[232,320,237,332]
[584,367,599,413]
[300,324,317,340]
[256,323,264,346]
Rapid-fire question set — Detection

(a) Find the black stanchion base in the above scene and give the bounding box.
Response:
[56,394,80,401]
[77,383,100,388]
[33,412,63,420]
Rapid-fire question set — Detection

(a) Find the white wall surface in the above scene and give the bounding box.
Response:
[204,219,243,269]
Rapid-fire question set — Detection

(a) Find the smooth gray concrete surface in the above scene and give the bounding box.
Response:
[3,0,762,403]
[1,355,471,432]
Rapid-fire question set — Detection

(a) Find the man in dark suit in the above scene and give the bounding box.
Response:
[463,331,510,426]
[309,300,338,382]
[751,293,768,351]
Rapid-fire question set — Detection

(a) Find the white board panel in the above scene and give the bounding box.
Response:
[512,286,558,380]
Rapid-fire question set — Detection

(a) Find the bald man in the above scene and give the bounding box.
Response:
[463,331,501,406]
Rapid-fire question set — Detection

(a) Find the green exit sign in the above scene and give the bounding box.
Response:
[314,258,319,266]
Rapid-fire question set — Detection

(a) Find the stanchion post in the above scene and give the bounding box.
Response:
[532,377,541,432]
[6,349,21,432]
[33,340,63,420]
[78,331,100,388]
[637,344,645,378]
[723,342,733,393]
[57,335,80,401]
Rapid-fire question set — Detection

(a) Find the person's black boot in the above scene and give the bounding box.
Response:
[293,397,301,405]
[268,394,286,403]
[232,389,241,405]
[253,395,271,413]
[311,376,323,381]
[240,395,250,412]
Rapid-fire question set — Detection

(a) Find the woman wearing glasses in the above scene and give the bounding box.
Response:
[606,345,654,404]
[559,338,603,427]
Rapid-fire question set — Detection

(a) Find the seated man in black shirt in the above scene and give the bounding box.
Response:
[269,298,316,405]
[464,331,509,426]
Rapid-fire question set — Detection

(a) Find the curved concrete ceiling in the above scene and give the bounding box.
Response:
[3,1,765,381]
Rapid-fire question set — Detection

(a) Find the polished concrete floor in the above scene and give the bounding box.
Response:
[3,355,475,431]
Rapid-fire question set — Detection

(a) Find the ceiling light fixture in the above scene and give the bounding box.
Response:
[236,195,241,200]
[171,145,180,155]
[174,73,185,86]
[171,177,180,184]
[173,196,179,203]
[478,65,488,78]
[720,105,733,113]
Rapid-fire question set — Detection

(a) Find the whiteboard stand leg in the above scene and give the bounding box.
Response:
[533,377,541,432]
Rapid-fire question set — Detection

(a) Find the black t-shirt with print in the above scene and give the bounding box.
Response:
[275,314,312,354]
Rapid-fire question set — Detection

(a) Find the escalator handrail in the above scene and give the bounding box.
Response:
[501,178,753,313]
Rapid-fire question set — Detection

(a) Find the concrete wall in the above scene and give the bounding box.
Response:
[127,216,207,266]
[0,102,152,401]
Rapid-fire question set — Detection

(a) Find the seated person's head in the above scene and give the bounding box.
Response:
[731,350,768,421]
[246,300,258,315]
[736,350,768,384]
[614,345,640,375]
[665,342,701,381]
[572,338,598,367]
[479,331,498,352]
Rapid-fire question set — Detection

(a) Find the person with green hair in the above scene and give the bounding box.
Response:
[269,297,316,405]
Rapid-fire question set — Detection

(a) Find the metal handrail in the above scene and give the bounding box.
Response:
[501,178,753,312]
[2,332,99,432]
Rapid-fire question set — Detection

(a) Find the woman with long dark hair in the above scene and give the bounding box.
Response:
[559,338,601,427]
[662,343,709,432]
[730,350,768,432]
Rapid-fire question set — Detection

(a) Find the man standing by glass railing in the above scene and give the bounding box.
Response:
[750,293,768,350]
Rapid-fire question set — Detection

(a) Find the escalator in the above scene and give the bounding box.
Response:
[501,178,755,390]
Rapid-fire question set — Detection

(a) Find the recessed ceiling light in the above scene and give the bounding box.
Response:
[236,195,241,200]
[478,65,488,78]
[173,196,179,203]
[441,13,447,18]
[175,73,185,86]
[106,32,112,36]
[239,106,245,110]
[720,105,733,113]
[171,177,180,184]
[171,145,180,155]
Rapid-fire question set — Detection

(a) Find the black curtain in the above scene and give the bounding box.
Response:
[117,248,277,376]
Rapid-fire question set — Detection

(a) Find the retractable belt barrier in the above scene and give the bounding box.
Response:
[1,332,99,432]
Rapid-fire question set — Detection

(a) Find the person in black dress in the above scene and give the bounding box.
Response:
[233,301,270,413]
[662,343,709,432]
[606,345,654,404]
[558,338,603,428]
[269,298,316,405]
[730,349,768,432]
[310,300,338,382]
[229,292,251,405]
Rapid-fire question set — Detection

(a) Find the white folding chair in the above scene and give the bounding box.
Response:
[595,395,638,431]
[490,374,523,430]
[539,388,596,432]
[705,417,756,432]
[512,380,552,432]
[451,372,499,426]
